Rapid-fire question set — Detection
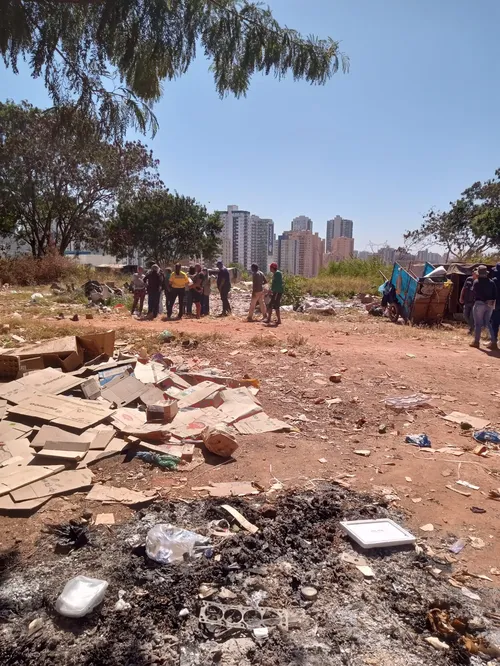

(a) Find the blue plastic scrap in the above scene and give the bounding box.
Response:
[473,430,500,444]
[405,434,431,448]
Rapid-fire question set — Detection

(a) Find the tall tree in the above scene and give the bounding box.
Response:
[1,0,349,139]
[0,100,160,257]
[107,189,222,264]
[404,169,500,260]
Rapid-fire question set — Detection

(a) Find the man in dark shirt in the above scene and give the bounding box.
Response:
[470,265,497,349]
[488,262,500,351]
[144,264,163,319]
[216,261,231,316]
[459,269,477,334]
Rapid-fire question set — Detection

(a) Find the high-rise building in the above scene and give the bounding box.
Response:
[291,215,313,233]
[328,215,353,244]
[278,234,299,275]
[417,249,443,265]
[249,215,270,272]
[266,221,275,270]
[219,206,273,270]
[378,246,397,264]
[331,236,354,261]
[278,230,323,277]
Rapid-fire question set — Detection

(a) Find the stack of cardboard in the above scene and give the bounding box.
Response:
[0,330,292,514]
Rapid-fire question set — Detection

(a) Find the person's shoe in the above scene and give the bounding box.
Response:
[486,341,499,351]
[469,341,480,348]
[246,317,253,322]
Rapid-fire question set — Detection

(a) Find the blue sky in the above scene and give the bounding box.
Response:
[2,0,500,252]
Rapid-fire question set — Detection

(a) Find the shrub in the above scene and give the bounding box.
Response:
[0,252,83,286]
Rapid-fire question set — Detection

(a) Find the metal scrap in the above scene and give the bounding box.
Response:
[199,601,288,632]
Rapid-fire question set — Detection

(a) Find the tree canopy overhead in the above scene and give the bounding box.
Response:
[404,169,500,261]
[2,0,349,139]
[0,100,159,257]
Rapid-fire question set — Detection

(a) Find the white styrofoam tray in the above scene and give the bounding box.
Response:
[340,519,416,549]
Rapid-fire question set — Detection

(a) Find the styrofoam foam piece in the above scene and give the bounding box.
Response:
[340,519,416,549]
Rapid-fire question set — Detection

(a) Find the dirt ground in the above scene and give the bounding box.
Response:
[0,290,499,664]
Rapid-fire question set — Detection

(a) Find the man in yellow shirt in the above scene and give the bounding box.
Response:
[167,263,190,319]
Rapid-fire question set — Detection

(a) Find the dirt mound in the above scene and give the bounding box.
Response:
[0,485,495,665]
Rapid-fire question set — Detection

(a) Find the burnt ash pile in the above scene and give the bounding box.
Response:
[0,484,497,666]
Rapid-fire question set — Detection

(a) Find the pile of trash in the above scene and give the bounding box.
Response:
[282,294,379,316]
[0,330,293,515]
[83,281,124,304]
[1,484,499,666]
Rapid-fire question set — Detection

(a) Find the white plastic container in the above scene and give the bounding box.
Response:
[55,576,108,617]
[340,519,416,549]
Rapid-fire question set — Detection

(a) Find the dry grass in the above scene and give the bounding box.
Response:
[286,332,308,347]
[306,275,381,298]
[250,333,278,348]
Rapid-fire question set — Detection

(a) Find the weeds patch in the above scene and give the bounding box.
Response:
[250,333,278,348]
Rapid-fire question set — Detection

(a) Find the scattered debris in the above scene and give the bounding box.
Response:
[145,524,210,564]
[469,536,485,550]
[384,394,430,411]
[55,575,108,618]
[95,513,115,525]
[354,449,371,457]
[420,524,434,532]
[425,636,450,651]
[48,520,90,553]
[193,482,259,498]
[201,425,238,458]
[340,518,416,548]
[300,586,318,601]
[446,485,471,497]
[405,434,431,448]
[221,504,259,534]
[443,412,490,430]
[473,429,500,444]
[461,587,481,601]
[456,480,479,491]
[199,601,288,632]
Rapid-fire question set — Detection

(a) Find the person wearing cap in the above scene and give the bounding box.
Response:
[488,262,500,351]
[459,268,478,335]
[144,263,163,319]
[264,262,283,326]
[216,261,231,316]
[470,265,497,349]
[247,263,267,322]
[168,263,190,319]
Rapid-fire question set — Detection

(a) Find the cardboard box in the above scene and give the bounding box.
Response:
[10,468,93,502]
[37,439,90,461]
[146,399,178,423]
[101,375,148,407]
[77,330,115,361]
[9,393,114,430]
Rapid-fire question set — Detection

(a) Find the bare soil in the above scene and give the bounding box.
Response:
[1,292,500,664]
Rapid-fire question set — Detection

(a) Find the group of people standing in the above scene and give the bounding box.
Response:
[130,259,284,324]
[130,263,211,320]
[460,263,500,350]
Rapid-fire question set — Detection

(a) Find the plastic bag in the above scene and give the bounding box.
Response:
[55,576,108,618]
[384,394,430,411]
[405,434,431,448]
[146,524,210,564]
[473,430,500,444]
